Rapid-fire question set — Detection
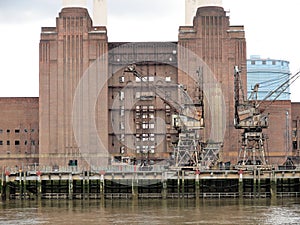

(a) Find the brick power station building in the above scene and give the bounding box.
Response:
[0,1,299,170]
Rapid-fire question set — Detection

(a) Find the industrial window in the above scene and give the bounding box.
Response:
[119,76,125,83]
[136,134,141,142]
[120,122,125,130]
[7,129,10,133]
[292,129,297,138]
[15,140,20,145]
[150,146,155,153]
[119,91,125,101]
[120,106,125,116]
[135,77,141,82]
[15,129,20,133]
[142,123,148,129]
[148,76,154,82]
[136,146,140,153]
[0,141,2,145]
[120,134,125,142]
[24,140,27,145]
[293,141,298,150]
[7,140,10,145]
[120,146,125,154]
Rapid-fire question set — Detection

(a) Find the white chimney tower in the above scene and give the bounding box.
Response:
[62,0,87,8]
[93,0,107,26]
[185,0,223,25]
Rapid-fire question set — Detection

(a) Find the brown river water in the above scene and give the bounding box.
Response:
[0,198,299,224]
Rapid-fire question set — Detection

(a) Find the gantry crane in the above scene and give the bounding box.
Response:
[234,66,300,168]
[125,64,205,169]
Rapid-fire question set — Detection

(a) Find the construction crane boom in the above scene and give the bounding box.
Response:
[234,66,300,168]
[124,64,207,169]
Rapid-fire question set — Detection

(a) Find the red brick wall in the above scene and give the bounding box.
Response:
[0,97,39,169]
[178,6,246,163]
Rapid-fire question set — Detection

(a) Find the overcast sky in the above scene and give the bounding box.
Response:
[0,0,299,101]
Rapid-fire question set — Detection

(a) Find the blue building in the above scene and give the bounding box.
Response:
[247,55,290,100]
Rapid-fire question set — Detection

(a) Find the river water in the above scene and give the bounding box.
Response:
[0,198,299,225]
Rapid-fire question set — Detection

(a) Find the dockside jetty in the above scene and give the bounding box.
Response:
[1,165,299,200]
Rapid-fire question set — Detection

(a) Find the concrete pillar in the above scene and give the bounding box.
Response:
[37,174,42,200]
[68,173,73,200]
[181,172,185,197]
[23,172,27,198]
[270,172,277,199]
[177,171,181,196]
[253,169,257,198]
[132,178,138,199]
[162,179,167,199]
[86,171,90,199]
[238,171,243,199]
[100,174,105,199]
[19,171,23,199]
[0,172,3,199]
[257,169,261,198]
[195,173,200,199]
[5,174,10,201]
[82,171,85,198]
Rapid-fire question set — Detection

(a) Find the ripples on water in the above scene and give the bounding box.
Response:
[0,199,299,225]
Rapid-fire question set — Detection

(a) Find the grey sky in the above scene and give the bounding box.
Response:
[0,0,299,101]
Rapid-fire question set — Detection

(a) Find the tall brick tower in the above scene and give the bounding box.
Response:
[39,7,108,167]
[178,5,247,162]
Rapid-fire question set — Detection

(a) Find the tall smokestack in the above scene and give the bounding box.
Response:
[93,0,107,26]
[185,0,223,25]
[62,0,87,8]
